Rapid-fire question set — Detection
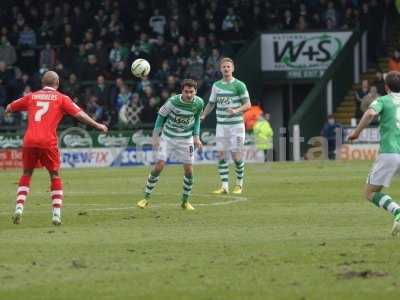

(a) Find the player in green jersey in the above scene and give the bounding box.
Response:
[201,58,251,194]
[348,71,400,235]
[137,79,204,210]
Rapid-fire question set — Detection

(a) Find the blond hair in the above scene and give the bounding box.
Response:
[219,57,234,66]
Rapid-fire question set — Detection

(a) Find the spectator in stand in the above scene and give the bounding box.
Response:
[222,7,241,40]
[111,60,131,80]
[149,9,166,35]
[186,48,204,80]
[342,7,359,29]
[81,54,102,81]
[355,79,370,118]
[93,9,109,33]
[373,71,386,95]
[62,73,81,100]
[140,96,158,124]
[137,33,152,57]
[58,37,76,72]
[14,69,31,98]
[159,88,170,105]
[178,57,188,78]
[296,16,308,31]
[141,86,159,107]
[119,92,143,127]
[109,41,128,70]
[110,77,125,108]
[323,1,339,28]
[95,40,109,70]
[115,84,132,112]
[197,36,209,62]
[282,9,295,30]
[310,12,323,28]
[177,36,189,57]
[149,35,168,68]
[39,42,56,70]
[165,75,179,94]
[18,24,37,74]
[251,5,265,31]
[0,61,15,99]
[0,81,6,107]
[92,75,111,109]
[154,60,171,85]
[360,85,381,113]
[389,49,400,72]
[18,24,36,46]
[0,36,16,66]
[168,44,181,72]
[86,94,105,123]
[207,48,221,73]
[166,19,180,41]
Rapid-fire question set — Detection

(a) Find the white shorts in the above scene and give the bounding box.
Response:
[367,153,400,187]
[155,135,194,164]
[216,123,245,152]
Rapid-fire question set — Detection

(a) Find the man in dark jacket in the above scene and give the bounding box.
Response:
[321,114,341,160]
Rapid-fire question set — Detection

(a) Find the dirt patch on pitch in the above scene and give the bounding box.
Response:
[337,269,388,279]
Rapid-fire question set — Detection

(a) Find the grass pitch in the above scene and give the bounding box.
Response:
[1,161,400,300]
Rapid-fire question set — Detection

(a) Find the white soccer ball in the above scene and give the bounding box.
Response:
[131,58,151,78]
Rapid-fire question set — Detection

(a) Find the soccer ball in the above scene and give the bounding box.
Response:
[131,58,151,78]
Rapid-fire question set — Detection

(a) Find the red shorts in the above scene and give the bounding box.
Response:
[22,147,60,171]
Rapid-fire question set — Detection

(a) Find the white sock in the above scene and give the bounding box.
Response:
[222,181,229,190]
[15,204,23,213]
[53,207,61,217]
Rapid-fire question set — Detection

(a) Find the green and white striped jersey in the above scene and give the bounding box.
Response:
[209,78,250,125]
[157,94,204,139]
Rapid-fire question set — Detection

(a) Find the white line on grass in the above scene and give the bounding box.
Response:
[0,194,248,215]
[85,196,248,211]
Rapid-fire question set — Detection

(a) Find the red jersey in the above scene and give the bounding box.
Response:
[9,87,81,148]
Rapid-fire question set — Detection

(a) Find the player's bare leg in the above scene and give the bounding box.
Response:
[181,164,194,210]
[232,151,244,194]
[364,184,400,236]
[13,169,34,224]
[137,160,165,208]
[213,150,229,194]
[49,170,63,225]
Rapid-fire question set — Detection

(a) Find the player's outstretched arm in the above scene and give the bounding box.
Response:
[201,102,215,120]
[74,111,108,133]
[348,108,377,141]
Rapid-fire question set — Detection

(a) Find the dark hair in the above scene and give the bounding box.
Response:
[327,114,334,119]
[181,78,197,90]
[385,71,400,93]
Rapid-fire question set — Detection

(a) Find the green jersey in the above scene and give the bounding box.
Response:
[209,78,250,125]
[155,94,204,139]
[369,93,400,153]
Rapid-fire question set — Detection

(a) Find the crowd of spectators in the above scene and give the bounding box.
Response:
[0,0,398,130]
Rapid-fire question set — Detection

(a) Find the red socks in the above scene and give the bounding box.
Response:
[16,175,31,210]
[51,177,63,209]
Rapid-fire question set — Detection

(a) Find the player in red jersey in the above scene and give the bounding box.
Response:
[5,71,108,225]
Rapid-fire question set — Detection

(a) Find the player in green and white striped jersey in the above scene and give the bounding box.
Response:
[137,79,204,210]
[201,58,251,194]
[348,71,400,235]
